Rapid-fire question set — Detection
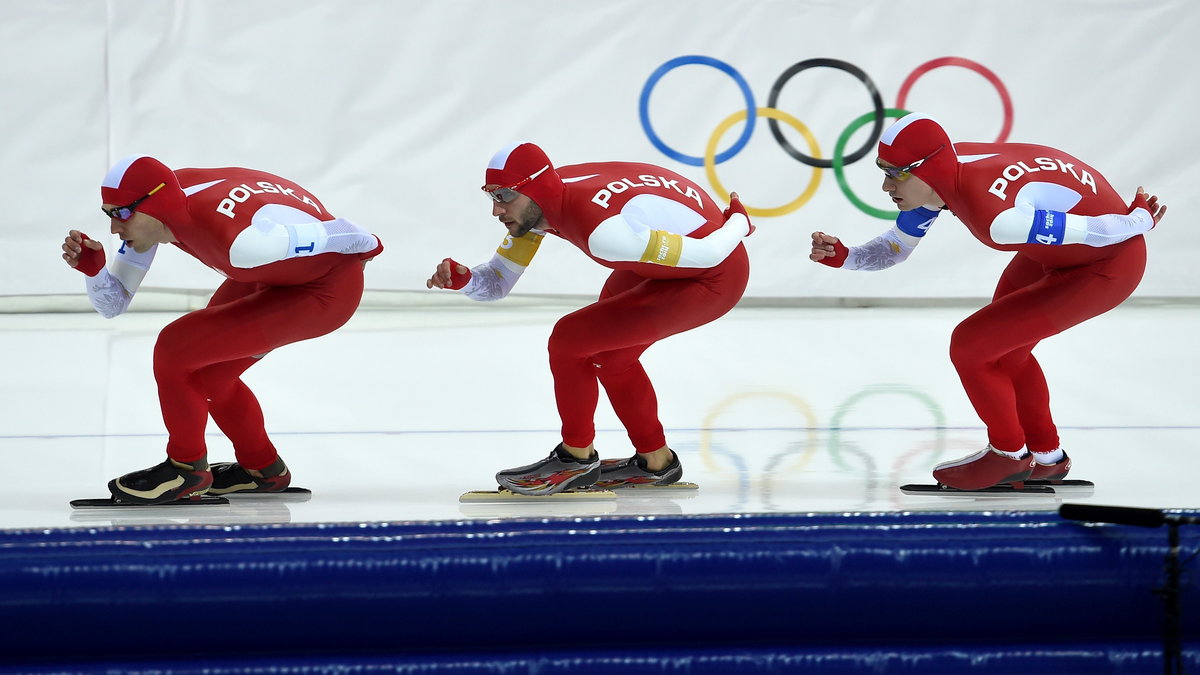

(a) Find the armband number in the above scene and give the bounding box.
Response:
[1028,210,1067,246]
[497,232,544,267]
[640,230,683,266]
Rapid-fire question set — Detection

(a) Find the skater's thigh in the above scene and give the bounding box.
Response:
[954,259,1142,362]
[157,263,364,370]
[552,276,735,359]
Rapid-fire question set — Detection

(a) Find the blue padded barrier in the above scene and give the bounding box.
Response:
[8,643,1199,674]
[0,511,1196,669]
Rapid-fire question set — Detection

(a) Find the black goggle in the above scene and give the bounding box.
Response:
[877,145,945,181]
[102,182,166,221]
[482,165,550,203]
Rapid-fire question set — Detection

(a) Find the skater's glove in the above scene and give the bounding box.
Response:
[1126,189,1158,230]
[73,233,106,277]
[812,233,849,268]
[443,257,472,290]
[1127,192,1149,216]
[722,193,754,235]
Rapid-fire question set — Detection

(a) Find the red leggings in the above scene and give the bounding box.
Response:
[152,260,365,468]
[548,248,749,453]
[949,238,1146,453]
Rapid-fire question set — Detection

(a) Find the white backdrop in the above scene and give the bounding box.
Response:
[4,0,1196,301]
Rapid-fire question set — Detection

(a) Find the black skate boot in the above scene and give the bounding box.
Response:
[595,450,683,489]
[495,444,601,495]
[108,457,213,505]
[208,455,291,495]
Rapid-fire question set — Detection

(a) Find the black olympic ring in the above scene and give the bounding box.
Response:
[766,58,885,169]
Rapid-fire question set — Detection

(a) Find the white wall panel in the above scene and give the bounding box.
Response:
[7,0,1196,301]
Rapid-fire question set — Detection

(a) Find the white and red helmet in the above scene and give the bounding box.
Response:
[877,113,958,192]
[100,155,187,223]
[484,142,564,211]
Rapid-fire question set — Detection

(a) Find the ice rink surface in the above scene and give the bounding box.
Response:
[1,296,1196,530]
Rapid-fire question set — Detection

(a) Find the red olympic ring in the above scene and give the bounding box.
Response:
[895,57,1014,143]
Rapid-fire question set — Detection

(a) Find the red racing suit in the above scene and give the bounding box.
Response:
[86,167,382,468]
[830,142,1152,454]
[460,161,751,453]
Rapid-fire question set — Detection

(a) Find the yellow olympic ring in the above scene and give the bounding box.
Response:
[699,390,819,475]
[704,107,822,218]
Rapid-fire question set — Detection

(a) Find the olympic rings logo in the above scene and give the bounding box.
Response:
[638,55,1014,219]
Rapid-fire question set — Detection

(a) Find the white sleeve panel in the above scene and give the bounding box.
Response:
[619,194,707,236]
[843,227,923,271]
[229,204,378,269]
[588,210,749,269]
[109,241,157,294]
[587,194,706,265]
[84,267,132,319]
[588,214,655,263]
[461,253,526,302]
[989,181,1154,247]
[1077,208,1154,246]
[675,213,750,267]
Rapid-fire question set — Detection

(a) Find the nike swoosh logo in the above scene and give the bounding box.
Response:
[562,174,600,184]
[183,179,226,196]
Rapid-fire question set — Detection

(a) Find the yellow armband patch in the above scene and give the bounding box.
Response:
[496,232,544,267]
[640,230,683,266]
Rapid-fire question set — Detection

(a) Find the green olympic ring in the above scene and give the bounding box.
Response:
[832,108,911,220]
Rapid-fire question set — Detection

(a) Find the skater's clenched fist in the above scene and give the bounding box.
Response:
[426,257,471,290]
[63,230,105,276]
[809,231,848,268]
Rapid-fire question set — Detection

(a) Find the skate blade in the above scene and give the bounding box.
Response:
[220,487,312,502]
[607,481,700,492]
[1023,479,1094,488]
[459,487,617,502]
[899,483,1056,497]
[70,495,230,509]
[1024,479,1095,497]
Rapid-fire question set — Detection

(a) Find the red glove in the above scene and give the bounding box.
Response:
[443,257,472,290]
[74,233,106,276]
[1127,191,1154,229]
[1127,191,1149,214]
[723,194,754,235]
[816,238,849,268]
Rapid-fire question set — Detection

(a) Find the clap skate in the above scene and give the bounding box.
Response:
[71,457,226,509]
[594,451,699,492]
[209,456,311,501]
[460,444,615,502]
[1021,451,1094,491]
[901,446,1093,496]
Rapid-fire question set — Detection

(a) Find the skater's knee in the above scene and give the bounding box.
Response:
[547,321,594,363]
[591,353,639,377]
[948,323,992,368]
[153,328,214,381]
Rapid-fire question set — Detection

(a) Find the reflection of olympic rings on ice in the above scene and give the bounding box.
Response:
[639,55,1014,218]
[827,384,947,472]
[698,390,819,474]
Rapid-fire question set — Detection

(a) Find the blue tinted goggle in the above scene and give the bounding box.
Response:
[102,182,166,221]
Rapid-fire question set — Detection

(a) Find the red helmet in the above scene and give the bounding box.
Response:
[877,113,957,194]
[484,142,564,211]
[100,155,187,224]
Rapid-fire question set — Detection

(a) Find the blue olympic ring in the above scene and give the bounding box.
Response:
[639,54,1015,218]
[638,55,756,167]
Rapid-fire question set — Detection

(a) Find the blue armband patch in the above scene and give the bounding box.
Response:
[895,207,939,238]
[1028,210,1067,245]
